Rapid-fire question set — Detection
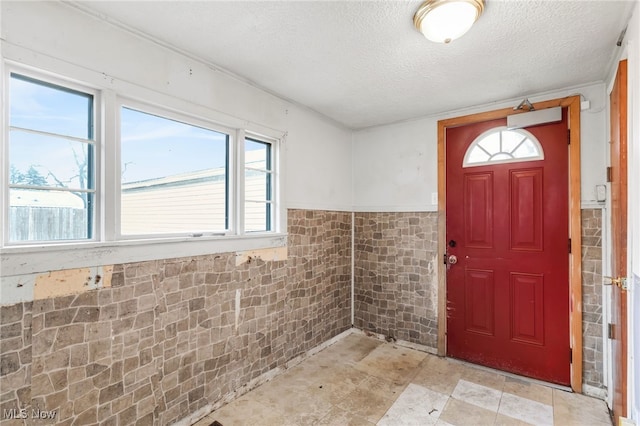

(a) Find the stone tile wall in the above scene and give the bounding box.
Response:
[353,212,439,350]
[581,208,604,389]
[0,209,351,425]
[286,210,352,359]
[0,302,32,421]
[353,209,605,390]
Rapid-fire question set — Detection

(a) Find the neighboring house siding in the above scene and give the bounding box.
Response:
[121,177,227,234]
[11,154,269,239]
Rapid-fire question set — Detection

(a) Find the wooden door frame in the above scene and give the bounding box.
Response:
[437,95,583,392]
[609,59,627,423]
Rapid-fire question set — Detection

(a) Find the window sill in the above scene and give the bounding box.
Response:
[0,233,288,277]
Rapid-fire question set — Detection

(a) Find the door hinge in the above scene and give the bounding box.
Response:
[443,254,448,265]
[568,238,572,254]
[569,347,573,364]
[606,166,612,182]
[608,323,615,339]
[567,129,571,145]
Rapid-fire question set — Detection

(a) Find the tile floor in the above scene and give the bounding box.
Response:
[192,333,612,426]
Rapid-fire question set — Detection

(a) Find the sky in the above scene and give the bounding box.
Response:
[120,107,227,184]
[9,73,263,188]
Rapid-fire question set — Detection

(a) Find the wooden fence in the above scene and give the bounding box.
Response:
[10,207,88,241]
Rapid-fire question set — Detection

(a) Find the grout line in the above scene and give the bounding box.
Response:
[495,386,504,425]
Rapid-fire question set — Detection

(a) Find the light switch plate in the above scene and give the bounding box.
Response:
[431,192,438,205]
[596,185,606,202]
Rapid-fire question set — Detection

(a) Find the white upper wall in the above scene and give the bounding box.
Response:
[0,1,353,213]
[1,1,613,217]
[353,83,608,212]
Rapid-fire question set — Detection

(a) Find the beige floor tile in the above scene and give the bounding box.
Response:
[412,355,465,395]
[317,406,376,426]
[208,396,287,426]
[439,398,497,426]
[189,335,611,426]
[502,377,553,406]
[320,334,382,364]
[250,380,334,424]
[285,360,345,386]
[435,420,456,426]
[318,364,371,390]
[452,379,502,412]
[354,343,427,384]
[335,386,396,424]
[377,383,449,426]
[459,364,506,392]
[309,366,372,406]
[552,389,612,426]
[304,377,360,407]
[191,414,215,426]
[497,392,552,426]
[494,413,535,426]
[361,373,407,401]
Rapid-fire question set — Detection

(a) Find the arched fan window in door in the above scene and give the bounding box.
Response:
[463,127,544,167]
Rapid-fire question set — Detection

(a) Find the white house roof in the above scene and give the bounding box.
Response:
[10,189,85,208]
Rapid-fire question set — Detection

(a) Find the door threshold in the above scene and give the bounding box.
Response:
[446,357,573,393]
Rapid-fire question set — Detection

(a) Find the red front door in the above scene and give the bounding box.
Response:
[446,113,570,385]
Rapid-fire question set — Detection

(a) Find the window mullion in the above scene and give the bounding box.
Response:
[9,126,94,145]
[236,129,245,236]
[273,137,281,233]
[103,89,117,242]
[1,69,8,246]
[266,145,272,232]
[8,184,95,193]
[244,166,272,173]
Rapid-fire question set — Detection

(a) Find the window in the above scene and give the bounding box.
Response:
[463,127,544,167]
[244,138,273,232]
[3,66,281,255]
[120,107,229,236]
[8,73,95,242]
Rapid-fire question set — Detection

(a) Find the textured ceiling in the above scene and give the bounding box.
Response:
[73,0,635,129]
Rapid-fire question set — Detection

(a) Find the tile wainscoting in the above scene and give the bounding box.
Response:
[353,212,439,350]
[0,209,351,425]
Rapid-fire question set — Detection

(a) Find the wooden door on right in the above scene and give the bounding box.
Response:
[609,59,628,426]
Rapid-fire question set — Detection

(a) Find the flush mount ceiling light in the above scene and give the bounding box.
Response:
[414,0,484,44]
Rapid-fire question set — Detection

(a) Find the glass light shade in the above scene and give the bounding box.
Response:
[414,0,483,43]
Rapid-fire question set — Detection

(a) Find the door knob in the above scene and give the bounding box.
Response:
[448,255,458,265]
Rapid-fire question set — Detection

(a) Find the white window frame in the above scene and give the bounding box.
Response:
[242,134,277,234]
[2,65,102,247]
[115,98,237,240]
[0,59,286,282]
